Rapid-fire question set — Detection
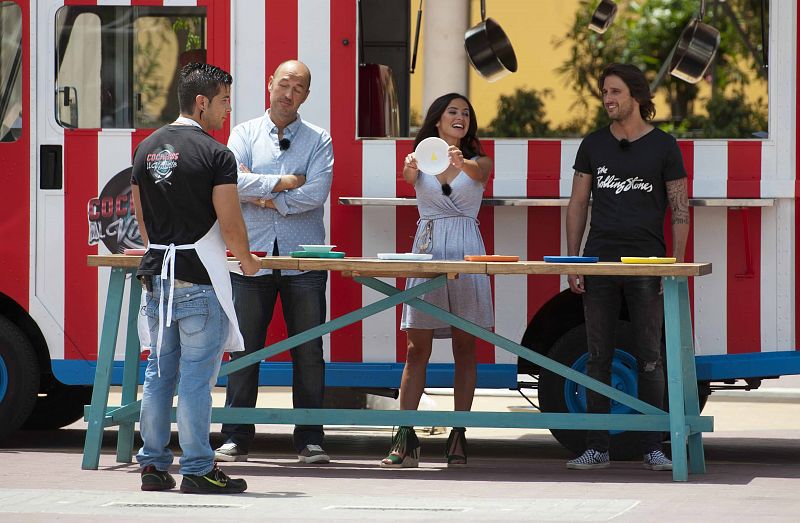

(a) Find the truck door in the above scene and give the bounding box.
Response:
[36,1,225,379]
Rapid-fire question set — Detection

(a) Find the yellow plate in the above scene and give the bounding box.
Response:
[620,257,677,264]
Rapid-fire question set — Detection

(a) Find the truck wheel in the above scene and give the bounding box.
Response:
[22,383,93,430]
[538,322,710,460]
[0,317,40,442]
[538,322,644,460]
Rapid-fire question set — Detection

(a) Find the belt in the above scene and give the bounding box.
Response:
[141,276,195,291]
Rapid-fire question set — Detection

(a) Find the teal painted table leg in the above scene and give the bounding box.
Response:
[116,275,141,463]
[664,276,692,481]
[82,267,126,470]
[678,277,706,473]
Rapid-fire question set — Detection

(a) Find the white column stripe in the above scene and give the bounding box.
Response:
[693,207,728,355]
[230,0,266,126]
[692,141,727,198]
[361,141,397,362]
[493,140,527,196]
[560,139,581,197]
[494,207,527,364]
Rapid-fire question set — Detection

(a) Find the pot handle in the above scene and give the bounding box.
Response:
[699,0,706,20]
[480,0,486,21]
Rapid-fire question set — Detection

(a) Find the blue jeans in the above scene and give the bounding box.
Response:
[582,275,665,454]
[222,270,327,453]
[135,279,226,476]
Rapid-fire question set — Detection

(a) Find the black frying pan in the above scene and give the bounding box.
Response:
[464,0,517,82]
[669,0,720,84]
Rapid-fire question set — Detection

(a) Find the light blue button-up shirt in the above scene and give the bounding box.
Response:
[228,110,334,275]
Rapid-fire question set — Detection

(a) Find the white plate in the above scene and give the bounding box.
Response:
[414,137,450,175]
[299,244,336,253]
[377,253,434,261]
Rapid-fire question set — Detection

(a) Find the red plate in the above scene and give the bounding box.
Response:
[227,250,268,257]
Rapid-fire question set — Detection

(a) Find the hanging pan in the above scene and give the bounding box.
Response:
[464,0,517,82]
[669,0,720,84]
[588,0,618,34]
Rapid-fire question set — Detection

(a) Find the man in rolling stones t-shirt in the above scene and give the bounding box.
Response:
[565,63,690,472]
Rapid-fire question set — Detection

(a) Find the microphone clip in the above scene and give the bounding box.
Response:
[279,138,291,151]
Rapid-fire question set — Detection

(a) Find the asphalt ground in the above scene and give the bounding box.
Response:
[1,376,799,522]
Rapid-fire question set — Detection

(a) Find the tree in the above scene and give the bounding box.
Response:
[555,0,768,138]
[485,88,554,137]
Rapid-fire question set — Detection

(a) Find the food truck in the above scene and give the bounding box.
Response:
[0,0,797,456]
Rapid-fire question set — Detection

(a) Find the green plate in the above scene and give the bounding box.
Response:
[290,251,345,258]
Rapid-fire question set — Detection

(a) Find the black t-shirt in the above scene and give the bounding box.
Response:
[131,124,238,283]
[573,126,687,261]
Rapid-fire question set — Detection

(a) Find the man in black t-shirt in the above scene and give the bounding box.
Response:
[130,63,260,494]
[565,63,690,472]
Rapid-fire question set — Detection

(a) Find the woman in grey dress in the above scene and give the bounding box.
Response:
[381,93,493,469]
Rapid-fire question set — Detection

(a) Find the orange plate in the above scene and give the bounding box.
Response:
[464,255,520,262]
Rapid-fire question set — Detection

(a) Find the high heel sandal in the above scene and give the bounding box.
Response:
[445,427,467,467]
[380,426,420,468]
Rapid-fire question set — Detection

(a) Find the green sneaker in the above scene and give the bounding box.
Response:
[180,465,247,494]
[140,465,176,491]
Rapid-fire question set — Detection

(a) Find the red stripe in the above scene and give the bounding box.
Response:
[330,2,363,362]
[726,208,761,353]
[265,0,298,108]
[65,0,97,5]
[199,0,231,144]
[475,140,495,363]
[132,0,164,6]
[527,208,561,329]
[395,140,415,362]
[796,4,800,348]
[727,141,761,198]
[527,140,560,197]
[64,131,100,360]
[0,1,30,311]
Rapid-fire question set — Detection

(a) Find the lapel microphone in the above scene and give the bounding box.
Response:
[279,138,291,151]
[619,138,630,149]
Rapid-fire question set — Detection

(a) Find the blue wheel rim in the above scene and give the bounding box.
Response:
[0,352,8,403]
[563,349,638,435]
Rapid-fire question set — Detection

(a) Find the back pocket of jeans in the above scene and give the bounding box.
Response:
[173,298,210,336]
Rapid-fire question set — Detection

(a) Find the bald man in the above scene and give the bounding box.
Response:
[216,60,334,464]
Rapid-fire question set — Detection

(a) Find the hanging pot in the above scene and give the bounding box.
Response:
[588,0,618,34]
[669,0,720,84]
[464,0,517,82]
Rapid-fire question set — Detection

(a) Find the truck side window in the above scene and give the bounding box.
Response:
[54,6,206,130]
[0,1,22,142]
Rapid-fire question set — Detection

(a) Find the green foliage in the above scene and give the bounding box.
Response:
[555,0,768,138]
[485,87,554,137]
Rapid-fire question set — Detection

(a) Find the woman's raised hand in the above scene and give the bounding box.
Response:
[448,145,464,169]
[404,153,419,171]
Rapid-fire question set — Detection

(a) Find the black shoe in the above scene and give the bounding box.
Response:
[180,465,248,494]
[140,465,176,491]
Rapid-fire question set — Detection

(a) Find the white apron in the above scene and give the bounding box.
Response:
[137,221,244,374]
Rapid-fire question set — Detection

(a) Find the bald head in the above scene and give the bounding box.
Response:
[273,60,311,90]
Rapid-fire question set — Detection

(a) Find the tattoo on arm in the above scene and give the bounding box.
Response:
[667,179,690,225]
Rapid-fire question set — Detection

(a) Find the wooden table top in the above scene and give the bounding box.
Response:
[88,255,712,277]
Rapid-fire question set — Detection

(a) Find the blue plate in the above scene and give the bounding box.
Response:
[543,256,599,263]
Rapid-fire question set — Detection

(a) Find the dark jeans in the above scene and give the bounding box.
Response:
[582,275,665,454]
[222,270,327,453]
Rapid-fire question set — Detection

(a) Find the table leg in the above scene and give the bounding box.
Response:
[663,276,691,481]
[678,277,706,473]
[116,276,141,463]
[82,267,126,470]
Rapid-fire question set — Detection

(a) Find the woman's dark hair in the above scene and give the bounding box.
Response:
[414,93,484,159]
[598,63,656,121]
[177,62,233,115]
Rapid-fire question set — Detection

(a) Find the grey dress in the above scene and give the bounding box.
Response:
[400,168,495,338]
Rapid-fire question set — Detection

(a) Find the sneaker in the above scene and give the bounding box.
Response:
[298,444,330,464]
[140,465,176,491]
[566,449,611,470]
[179,466,247,494]
[643,450,673,471]
[214,442,249,462]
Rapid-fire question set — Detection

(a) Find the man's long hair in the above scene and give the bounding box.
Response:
[177,63,233,115]
[414,93,484,159]
[598,63,656,121]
